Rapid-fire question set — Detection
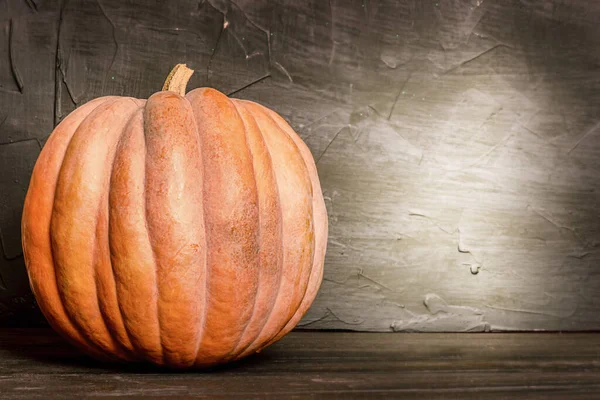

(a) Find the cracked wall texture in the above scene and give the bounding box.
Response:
[1,0,600,331]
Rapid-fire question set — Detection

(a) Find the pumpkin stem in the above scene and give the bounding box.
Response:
[162,64,194,96]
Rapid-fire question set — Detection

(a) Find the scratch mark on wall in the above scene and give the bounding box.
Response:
[326,307,364,325]
[96,0,119,72]
[54,21,81,109]
[301,109,343,137]
[457,212,484,275]
[408,211,455,235]
[357,268,394,292]
[444,43,513,74]
[230,0,271,63]
[38,133,51,148]
[8,20,24,93]
[527,204,585,245]
[0,87,20,95]
[568,250,589,259]
[206,9,226,83]
[327,241,344,250]
[367,104,386,119]
[24,0,38,12]
[381,52,415,69]
[328,0,336,66]
[395,231,417,241]
[388,72,412,120]
[518,122,559,147]
[136,25,197,36]
[315,126,346,164]
[326,236,361,252]
[298,308,364,327]
[227,26,250,59]
[296,312,330,327]
[0,137,42,148]
[273,61,293,83]
[391,294,490,332]
[478,106,502,128]
[227,74,271,96]
[468,133,513,169]
[323,267,398,292]
[485,303,577,319]
[553,111,570,143]
[577,291,593,304]
[328,42,338,67]
[246,50,264,60]
[567,121,600,154]
[323,276,351,285]
[53,0,68,126]
[58,66,79,106]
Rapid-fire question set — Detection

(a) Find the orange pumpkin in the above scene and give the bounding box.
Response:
[21,64,327,368]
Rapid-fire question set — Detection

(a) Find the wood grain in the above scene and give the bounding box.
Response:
[1,329,600,399]
[1,0,600,331]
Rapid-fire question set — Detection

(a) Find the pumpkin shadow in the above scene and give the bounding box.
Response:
[0,328,274,374]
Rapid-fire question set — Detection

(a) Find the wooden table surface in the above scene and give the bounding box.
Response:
[1,329,600,399]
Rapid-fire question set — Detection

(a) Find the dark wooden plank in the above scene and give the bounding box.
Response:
[1,329,600,398]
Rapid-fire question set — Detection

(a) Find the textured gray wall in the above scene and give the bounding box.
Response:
[1,0,599,331]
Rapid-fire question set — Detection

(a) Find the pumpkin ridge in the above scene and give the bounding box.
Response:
[227,101,285,359]
[233,100,314,358]
[110,105,163,364]
[230,101,284,355]
[259,108,321,348]
[185,88,260,366]
[142,146,164,365]
[32,97,115,360]
[49,99,106,346]
[185,95,208,364]
[257,102,316,337]
[260,108,327,347]
[144,92,206,367]
[224,100,263,360]
[142,95,168,366]
[50,98,136,360]
[90,99,142,360]
[138,102,166,365]
[257,107,316,346]
[104,102,148,361]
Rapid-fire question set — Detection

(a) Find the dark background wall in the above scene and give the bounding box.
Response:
[1,0,599,331]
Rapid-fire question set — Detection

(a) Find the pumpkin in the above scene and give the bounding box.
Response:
[21,64,328,368]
